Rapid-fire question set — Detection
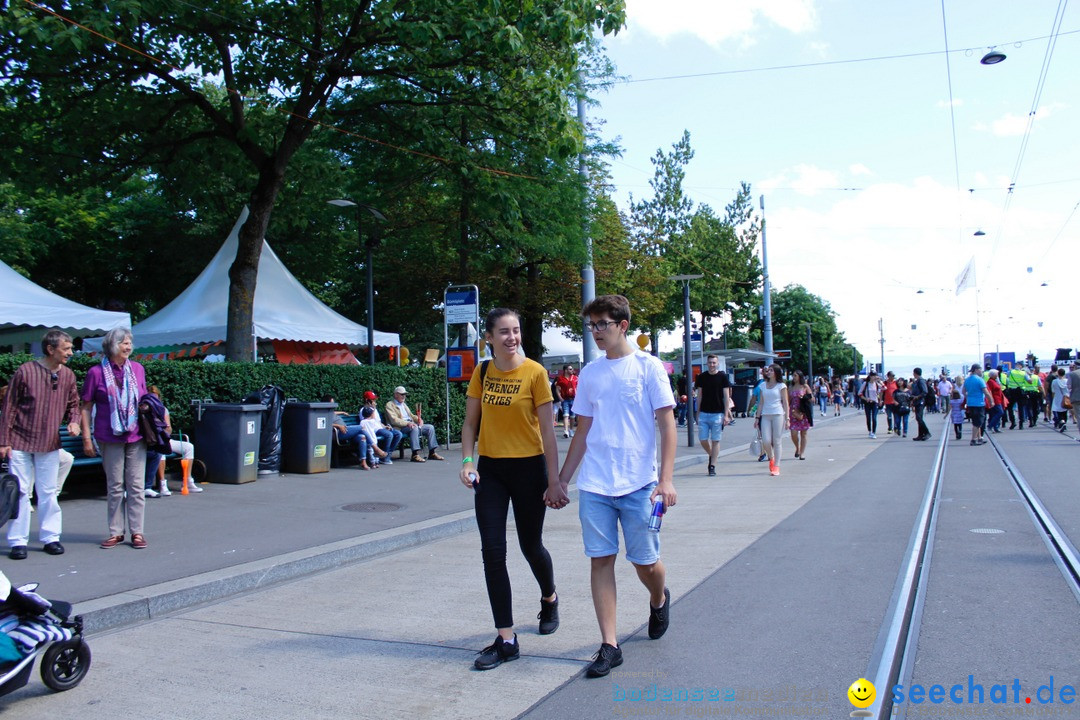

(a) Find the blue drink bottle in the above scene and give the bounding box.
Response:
[648,499,664,532]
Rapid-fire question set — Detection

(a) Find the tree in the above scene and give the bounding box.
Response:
[769,284,862,377]
[628,131,695,351]
[1,0,625,359]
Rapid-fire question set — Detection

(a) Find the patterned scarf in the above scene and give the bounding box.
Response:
[101,357,139,436]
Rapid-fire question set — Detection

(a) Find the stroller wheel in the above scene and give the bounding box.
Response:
[40,638,92,692]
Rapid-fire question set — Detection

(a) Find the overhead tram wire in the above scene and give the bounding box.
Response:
[939,0,964,250]
[985,0,1070,274]
[593,29,1080,87]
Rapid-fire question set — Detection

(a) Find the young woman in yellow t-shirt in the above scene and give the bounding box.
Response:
[459,308,566,670]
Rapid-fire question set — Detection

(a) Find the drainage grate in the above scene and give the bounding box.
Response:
[342,502,404,513]
[970,528,1005,534]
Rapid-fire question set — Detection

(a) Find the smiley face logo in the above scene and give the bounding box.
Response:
[848,678,876,709]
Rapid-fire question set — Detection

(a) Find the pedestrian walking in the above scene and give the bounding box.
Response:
[557,294,677,678]
[962,364,991,445]
[459,308,564,670]
[860,370,884,438]
[754,364,789,475]
[694,354,731,477]
[910,368,932,441]
[788,370,812,460]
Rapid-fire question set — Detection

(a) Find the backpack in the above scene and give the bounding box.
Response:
[138,393,173,454]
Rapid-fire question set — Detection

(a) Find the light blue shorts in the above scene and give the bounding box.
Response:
[698,412,724,441]
[578,482,660,565]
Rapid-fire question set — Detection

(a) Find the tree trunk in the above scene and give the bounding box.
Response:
[520,263,544,360]
[225,161,287,360]
[224,115,314,361]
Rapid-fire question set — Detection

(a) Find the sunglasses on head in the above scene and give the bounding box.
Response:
[50,372,58,390]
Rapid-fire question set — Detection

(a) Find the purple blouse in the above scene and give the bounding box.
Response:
[81,360,148,444]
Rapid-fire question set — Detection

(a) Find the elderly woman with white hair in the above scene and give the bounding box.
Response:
[80,328,150,549]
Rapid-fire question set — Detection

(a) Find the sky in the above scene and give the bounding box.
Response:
[546,0,1080,377]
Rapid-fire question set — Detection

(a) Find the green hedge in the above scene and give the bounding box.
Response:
[0,354,468,443]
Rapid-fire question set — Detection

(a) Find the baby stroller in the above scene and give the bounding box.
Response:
[0,460,91,697]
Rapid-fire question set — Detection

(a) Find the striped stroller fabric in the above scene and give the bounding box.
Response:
[6,619,74,654]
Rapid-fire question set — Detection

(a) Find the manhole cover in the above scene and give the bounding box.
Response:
[342,502,404,513]
[970,528,1005,534]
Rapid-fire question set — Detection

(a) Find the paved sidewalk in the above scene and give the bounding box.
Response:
[5,410,814,633]
[6,409,887,719]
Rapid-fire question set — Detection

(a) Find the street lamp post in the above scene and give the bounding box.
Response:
[760,195,774,363]
[329,199,387,366]
[671,273,704,447]
[804,322,813,379]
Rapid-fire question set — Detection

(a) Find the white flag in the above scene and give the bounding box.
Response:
[955,257,976,296]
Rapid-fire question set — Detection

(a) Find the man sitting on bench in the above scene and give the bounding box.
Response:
[384,386,443,463]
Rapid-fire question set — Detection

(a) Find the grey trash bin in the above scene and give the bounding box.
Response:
[191,401,265,484]
[732,385,752,417]
[281,400,337,474]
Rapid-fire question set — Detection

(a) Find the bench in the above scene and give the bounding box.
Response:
[332,414,426,464]
[59,426,103,473]
[331,415,362,468]
[59,426,189,470]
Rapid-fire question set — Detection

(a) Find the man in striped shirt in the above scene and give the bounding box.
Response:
[0,330,82,559]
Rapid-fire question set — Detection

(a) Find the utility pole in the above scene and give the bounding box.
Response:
[578,73,598,364]
[760,195,774,363]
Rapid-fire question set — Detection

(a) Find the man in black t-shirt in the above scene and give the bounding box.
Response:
[693,354,732,477]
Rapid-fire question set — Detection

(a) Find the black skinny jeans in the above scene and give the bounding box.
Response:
[864,402,879,433]
[475,454,555,629]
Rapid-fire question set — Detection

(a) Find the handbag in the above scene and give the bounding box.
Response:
[1,460,22,525]
[749,432,762,458]
[1065,396,1073,410]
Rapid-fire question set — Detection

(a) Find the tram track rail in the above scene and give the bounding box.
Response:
[860,420,1080,719]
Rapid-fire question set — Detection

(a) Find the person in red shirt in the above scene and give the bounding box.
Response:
[554,365,578,439]
[986,369,1006,433]
[882,371,898,435]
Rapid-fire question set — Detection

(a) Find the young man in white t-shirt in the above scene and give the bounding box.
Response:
[557,294,677,678]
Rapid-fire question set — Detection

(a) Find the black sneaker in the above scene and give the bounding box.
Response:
[474,635,519,670]
[648,587,671,639]
[586,643,623,678]
[43,541,65,555]
[707,464,716,477]
[8,545,27,560]
[538,595,559,635]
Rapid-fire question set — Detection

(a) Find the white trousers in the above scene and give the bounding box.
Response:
[7,450,62,546]
[759,414,784,462]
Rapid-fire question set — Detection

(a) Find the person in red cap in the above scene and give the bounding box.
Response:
[361,391,402,463]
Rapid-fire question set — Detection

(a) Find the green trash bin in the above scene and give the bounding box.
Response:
[281,400,337,474]
[191,401,264,484]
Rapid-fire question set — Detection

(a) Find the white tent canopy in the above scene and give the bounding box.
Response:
[86,208,399,353]
[0,259,131,348]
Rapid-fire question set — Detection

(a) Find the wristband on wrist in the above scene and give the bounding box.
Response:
[462,456,473,465]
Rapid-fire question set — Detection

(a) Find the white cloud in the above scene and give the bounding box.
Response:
[976,104,1059,137]
[759,163,839,196]
[936,98,963,108]
[623,0,817,48]
[849,163,872,176]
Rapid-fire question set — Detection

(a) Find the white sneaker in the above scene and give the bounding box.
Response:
[869,432,876,439]
[144,488,160,498]
[159,485,172,496]
[563,432,570,439]
[187,483,204,493]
